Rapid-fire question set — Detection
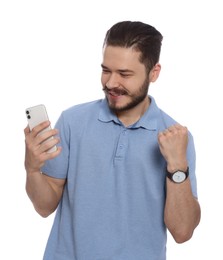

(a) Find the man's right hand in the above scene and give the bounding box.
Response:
[24,121,61,174]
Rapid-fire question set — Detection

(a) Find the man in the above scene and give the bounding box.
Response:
[24,21,201,260]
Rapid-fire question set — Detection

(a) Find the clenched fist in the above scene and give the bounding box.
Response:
[158,124,188,173]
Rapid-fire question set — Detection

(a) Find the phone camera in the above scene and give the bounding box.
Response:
[27,115,31,119]
[26,110,30,114]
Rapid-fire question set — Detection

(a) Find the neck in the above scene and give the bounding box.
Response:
[117,96,150,127]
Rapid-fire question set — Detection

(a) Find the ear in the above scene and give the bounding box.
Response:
[149,63,161,83]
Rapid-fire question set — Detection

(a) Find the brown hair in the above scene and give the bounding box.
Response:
[103,21,163,73]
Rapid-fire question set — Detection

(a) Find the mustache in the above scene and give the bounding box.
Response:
[103,86,128,95]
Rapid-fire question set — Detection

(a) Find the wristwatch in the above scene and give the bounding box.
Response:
[166,167,189,184]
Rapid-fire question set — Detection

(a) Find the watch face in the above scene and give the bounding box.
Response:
[172,171,186,183]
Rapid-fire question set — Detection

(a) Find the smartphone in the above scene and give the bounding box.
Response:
[25,104,57,153]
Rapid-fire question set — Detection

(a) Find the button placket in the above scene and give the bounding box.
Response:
[115,129,128,159]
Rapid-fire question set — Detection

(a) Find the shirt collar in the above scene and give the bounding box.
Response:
[98,96,159,130]
[98,98,120,125]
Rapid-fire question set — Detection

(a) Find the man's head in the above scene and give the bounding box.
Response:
[103,21,163,74]
[101,21,162,116]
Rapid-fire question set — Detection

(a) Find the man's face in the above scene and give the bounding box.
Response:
[101,46,150,113]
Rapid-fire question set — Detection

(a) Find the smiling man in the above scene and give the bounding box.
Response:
[24,21,201,260]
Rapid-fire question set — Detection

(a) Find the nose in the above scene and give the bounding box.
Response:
[106,73,120,89]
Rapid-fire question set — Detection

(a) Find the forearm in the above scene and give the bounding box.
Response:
[26,171,62,217]
[164,178,201,243]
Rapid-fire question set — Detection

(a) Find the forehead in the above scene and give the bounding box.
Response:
[102,45,144,71]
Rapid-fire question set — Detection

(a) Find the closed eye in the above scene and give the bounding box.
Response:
[119,72,132,77]
[101,64,134,77]
[102,68,111,74]
[101,64,110,74]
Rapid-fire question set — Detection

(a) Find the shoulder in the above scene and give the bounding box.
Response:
[149,96,178,130]
[54,99,104,140]
[157,105,194,140]
[158,109,178,128]
[65,99,103,114]
[60,99,103,121]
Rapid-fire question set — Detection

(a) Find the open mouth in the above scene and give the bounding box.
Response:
[109,89,127,96]
[103,87,128,97]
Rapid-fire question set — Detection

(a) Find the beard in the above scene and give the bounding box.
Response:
[103,78,149,113]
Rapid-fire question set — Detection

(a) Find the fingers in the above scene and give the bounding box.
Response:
[39,145,62,162]
[32,121,51,136]
[24,122,61,173]
[28,129,59,155]
[159,124,188,136]
[158,123,188,167]
[38,135,60,154]
[24,121,60,156]
[24,121,50,137]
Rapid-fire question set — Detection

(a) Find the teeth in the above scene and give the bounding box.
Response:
[112,92,120,96]
[110,91,122,96]
[110,90,126,96]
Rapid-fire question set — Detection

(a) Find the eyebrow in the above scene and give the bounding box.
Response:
[101,64,134,74]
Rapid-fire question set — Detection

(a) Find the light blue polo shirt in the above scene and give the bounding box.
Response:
[41,96,197,260]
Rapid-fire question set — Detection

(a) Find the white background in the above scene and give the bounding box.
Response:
[1,0,222,259]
